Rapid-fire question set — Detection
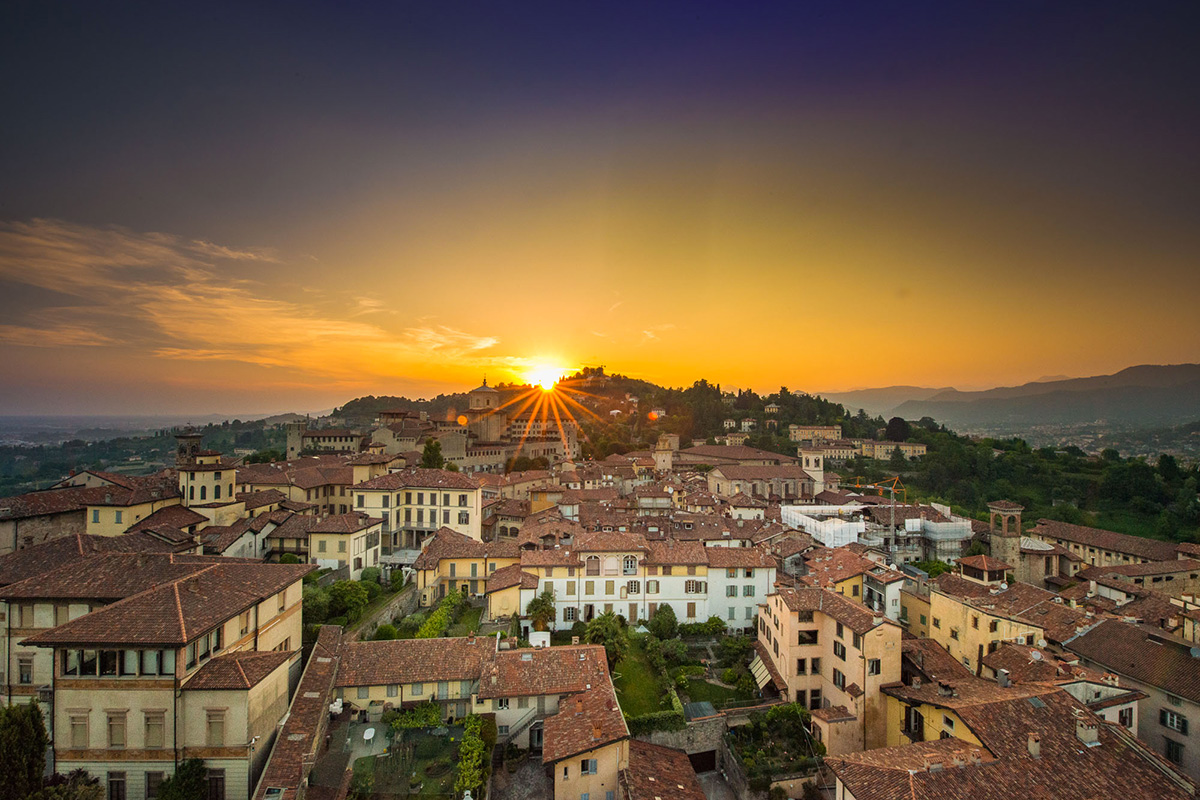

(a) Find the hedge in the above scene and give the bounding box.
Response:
[625,710,686,735]
[416,592,466,638]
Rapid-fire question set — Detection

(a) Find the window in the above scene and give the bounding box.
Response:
[18,657,32,685]
[498,725,510,735]
[412,683,423,696]
[443,510,450,524]
[836,622,843,638]
[206,769,225,800]
[950,629,960,641]
[107,712,126,748]
[69,713,88,749]
[459,494,468,507]
[728,606,736,620]
[833,641,846,660]
[240,611,251,636]
[107,773,126,800]
[852,632,862,649]
[920,614,927,626]
[623,556,638,575]
[564,607,577,621]
[586,557,600,576]
[832,668,845,690]
[627,580,640,594]
[144,712,165,748]
[943,714,955,731]
[1166,738,1184,765]
[605,580,614,595]
[662,566,673,576]
[115,510,123,524]
[796,658,807,676]
[585,581,594,595]
[809,688,822,708]
[684,580,700,594]
[727,568,737,579]
[387,684,398,697]
[743,585,755,597]
[146,773,165,800]
[726,585,737,597]
[797,630,818,646]
[647,581,659,594]
[459,511,470,525]
[868,659,881,676]
[932,617,941,629]
[92,509,100,523]
[687,602,696,618]
[1119,707,1134,728]
[581,758,598,775]
[647,566,658,576]
[206,710,225,747]
[1161,709,1189,735]
[566,583,576,596]
[989,619,999,633]
[811,658,820,676]
[495,698,510,710]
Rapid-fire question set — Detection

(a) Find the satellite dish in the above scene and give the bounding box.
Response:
[1000,582,1009,591]
[1037,639,1047,648]
[1030,651,1043,661]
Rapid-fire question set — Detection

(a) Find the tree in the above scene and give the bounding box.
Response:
[328,580,369,622]
[31,771,103,800]
[525,588,556,632]
[278,553,300,564]
[420,439,445,469]
[0,702,49,800]
[303,584,331,623]
[885,417,912,442]
[372,624,399,640]
[585,611,629,668]
[889,447,907,471]
[157,759,207,800]
[647,603,678,640]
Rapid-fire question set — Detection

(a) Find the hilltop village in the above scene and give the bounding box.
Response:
[1,381,1198,800]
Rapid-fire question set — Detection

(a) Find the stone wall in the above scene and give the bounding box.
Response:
[637,715,726,754]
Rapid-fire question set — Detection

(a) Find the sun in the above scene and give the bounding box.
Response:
[526,365,564,392]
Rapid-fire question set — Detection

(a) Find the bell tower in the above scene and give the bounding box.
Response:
[987,500,1024,566]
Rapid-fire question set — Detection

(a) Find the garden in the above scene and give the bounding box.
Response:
[350,713,497,799]
[726,703,825,791]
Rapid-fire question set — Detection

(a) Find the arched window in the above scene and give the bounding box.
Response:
[604,556,619,575]
[586,556,601,576]
[623,556,637,575]
[214,484,221,500]
[189,486,195,501]
[199,485,207,501]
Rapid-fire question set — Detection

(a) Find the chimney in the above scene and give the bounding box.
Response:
[1076,719,1100,747]
[911,676,922,688]
[1027,732,1040,759]
[1088,580,1097,597]
[592,725,602,740]
[997,669,1010,688]
[923,755,943,772]
[467,633,476,644]
[575,698,583,714]
[937,681,954,697]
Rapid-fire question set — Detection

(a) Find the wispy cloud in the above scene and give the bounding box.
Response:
[0,218,505,380]
[638,323,676,345]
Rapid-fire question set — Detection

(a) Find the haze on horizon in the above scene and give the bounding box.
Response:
[1,2,1197,416]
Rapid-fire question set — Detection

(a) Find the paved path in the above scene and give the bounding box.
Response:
[696,771,737,800]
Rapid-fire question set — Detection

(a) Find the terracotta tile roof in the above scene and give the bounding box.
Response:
[0,474,180,520]
[1066,619,1200,703]
[235,488,288,510]
[354,467,481,490]
[310,511,382,534]
[574,530,650,553]
[520,549,581,567]
[986,500,1025,511]
[703,546,776,569]
[0,533,181,587]
[0,551,219,601]
[264,511,321,540]
[477,644,608,699]
[413,528,519,569]
[20,561,314,646]
[798,547,876,588]
[335,636,493,687]
[253,626,344,800]
[810,704,856,723]
[775,586,885,635]
[200,519,256,553]
[933,573,1093,644]
[542,680,627,764]
[484,564,539,593]
[882,669,1060,711]
[1030,519,1180,562]
[622,740,706,800]
[710,465,812,481]
[1081,558,1200,578]
[125,503,208,532]
[677,445,798,464]
[185,649,295,690]
[981,642,1103,685]
[645,540,708,566]
[958,555,1013,572]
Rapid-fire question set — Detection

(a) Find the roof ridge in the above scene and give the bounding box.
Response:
[235,655,251,688]
[173,582,187,642]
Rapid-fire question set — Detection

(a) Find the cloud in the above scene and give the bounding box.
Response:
[638,323,676,345]
[0,218,504,380]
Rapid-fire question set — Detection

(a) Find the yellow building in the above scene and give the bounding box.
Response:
[413,528,521,605]
[308,512,383,580]
[755,586,902,754]
[20,559,312,800]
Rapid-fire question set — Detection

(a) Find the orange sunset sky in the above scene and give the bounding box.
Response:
[1,3,1197,414]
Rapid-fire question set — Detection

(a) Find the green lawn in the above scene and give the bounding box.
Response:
[612,639,671,717]
[448,605,484,637]
[684,678,750,707]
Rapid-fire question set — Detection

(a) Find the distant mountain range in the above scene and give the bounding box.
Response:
[821,364,1200,430]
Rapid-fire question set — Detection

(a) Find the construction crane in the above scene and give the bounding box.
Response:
[842,476,907,539]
